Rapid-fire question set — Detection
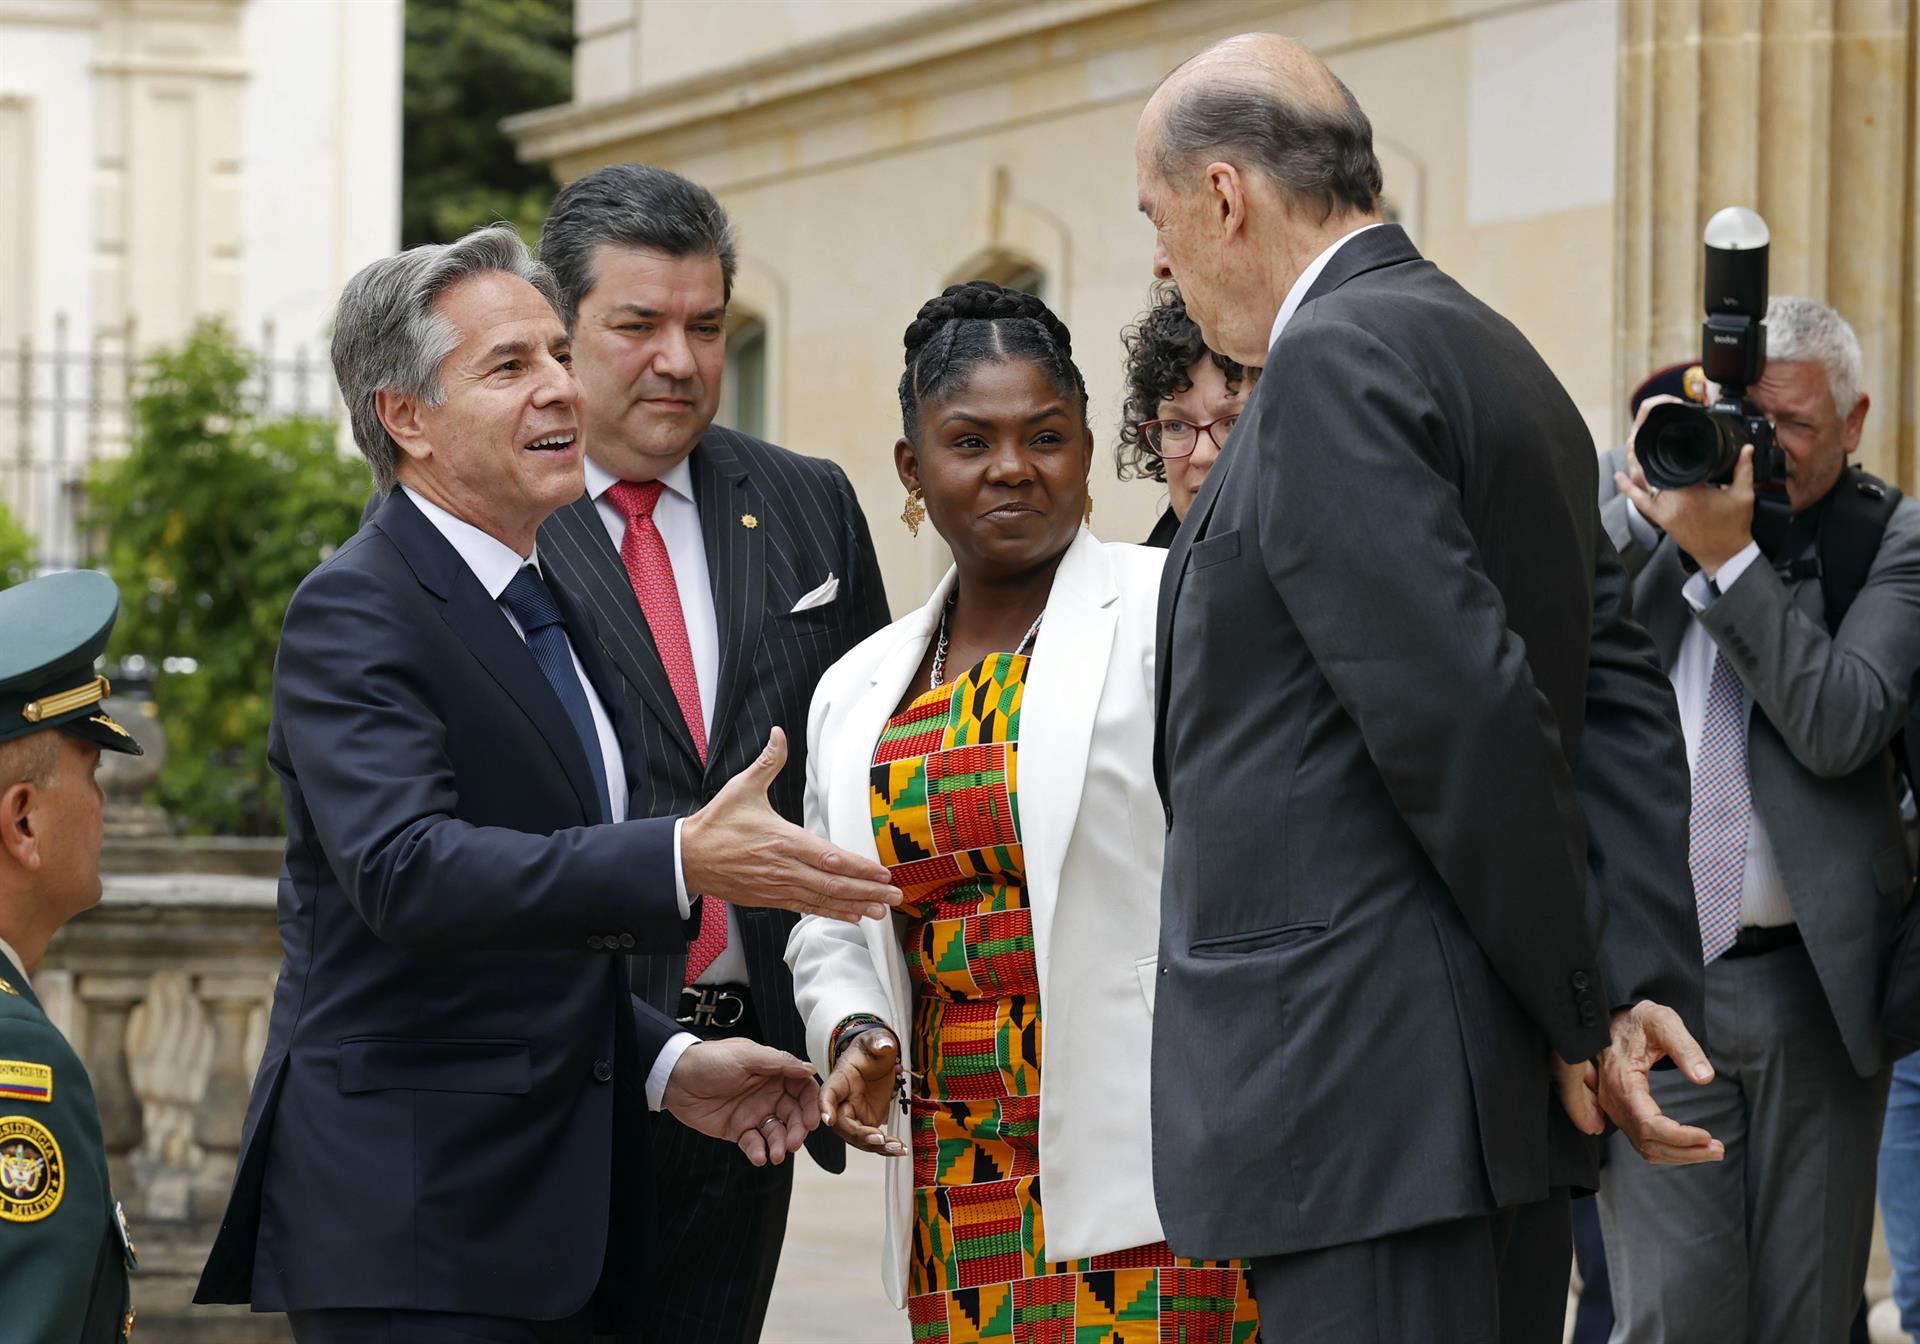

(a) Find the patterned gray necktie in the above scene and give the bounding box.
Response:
[1690,649,1750,962]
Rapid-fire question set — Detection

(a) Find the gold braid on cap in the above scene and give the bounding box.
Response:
[21,675,109,724]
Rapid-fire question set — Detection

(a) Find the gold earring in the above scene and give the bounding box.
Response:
[902,488,926,537]
[1083,493,1094,525]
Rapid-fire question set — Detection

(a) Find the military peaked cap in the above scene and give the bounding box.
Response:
[0,571,143,756]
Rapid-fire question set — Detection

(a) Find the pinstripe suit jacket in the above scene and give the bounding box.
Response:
[540,424,889,1171]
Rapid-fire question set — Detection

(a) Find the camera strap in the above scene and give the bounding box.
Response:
[1792,466,1912,794]
[1811,467,1901,636]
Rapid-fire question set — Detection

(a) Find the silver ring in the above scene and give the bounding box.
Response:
[761,1116,781,1129]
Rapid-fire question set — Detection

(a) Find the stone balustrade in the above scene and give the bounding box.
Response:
[40,865,287,1342]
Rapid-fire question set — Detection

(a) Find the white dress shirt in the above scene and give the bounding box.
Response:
[1267,221,1389,353]
[583,456,750,987]
[0,935,27,988]
[401,486,698,1101]
[1624,505,1797,927]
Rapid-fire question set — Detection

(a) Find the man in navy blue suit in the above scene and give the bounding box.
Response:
[192,224,899,1342]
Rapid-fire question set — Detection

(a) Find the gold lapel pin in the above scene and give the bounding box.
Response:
[740,513,759,530]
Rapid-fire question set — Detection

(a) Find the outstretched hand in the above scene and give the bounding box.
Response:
[662,1038,822,1167]
[1556,1000,1723,1165]
[681,728,901,925]
[822,1030,907,1158]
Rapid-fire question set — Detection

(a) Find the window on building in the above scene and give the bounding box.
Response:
[720,316,767,440]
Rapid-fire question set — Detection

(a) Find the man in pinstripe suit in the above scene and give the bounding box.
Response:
[536,165,889,1343]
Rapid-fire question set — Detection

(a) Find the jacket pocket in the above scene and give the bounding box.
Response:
[1188,530,1241,571]
[1135,954,1158,1016]
[769,606,843,640]
[337,1037,532,1095]
[1189,919,1330,958]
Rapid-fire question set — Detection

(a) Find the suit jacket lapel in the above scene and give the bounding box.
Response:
[544,492,704,771]
[1154,400,1248,800]
[831,588,943,1014]
[1637,540,1694,669]
[1019,531,1115,974]
[375,491,603,825]
[693,430,766,773]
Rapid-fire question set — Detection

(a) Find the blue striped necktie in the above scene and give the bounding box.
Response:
[500,565,612,824]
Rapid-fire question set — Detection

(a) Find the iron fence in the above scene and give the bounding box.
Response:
[0,315,341,573]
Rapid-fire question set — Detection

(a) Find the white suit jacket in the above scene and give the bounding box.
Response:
[785,528,1169,1306]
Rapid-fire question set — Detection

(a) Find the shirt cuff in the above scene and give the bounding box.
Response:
[644,1030,700,1111]
[1624,497,1661,550]
[1684,540,1761,612]
[672,818,691,920]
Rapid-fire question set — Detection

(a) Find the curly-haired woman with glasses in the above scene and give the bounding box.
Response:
[1117,284,1260,545]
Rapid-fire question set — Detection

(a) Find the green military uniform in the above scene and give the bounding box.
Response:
[0,570,144,1342]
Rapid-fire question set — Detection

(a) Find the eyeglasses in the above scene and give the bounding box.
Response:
[1137,415,1239,460]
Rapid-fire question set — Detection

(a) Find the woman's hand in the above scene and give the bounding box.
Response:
[822,1031,907,1157]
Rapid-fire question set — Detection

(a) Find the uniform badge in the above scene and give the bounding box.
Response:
[0,1059,51,1103]
[740,513,759,529]
[0,1115,63,1221]
[0,977,18,996]
[114,1198,138,1269]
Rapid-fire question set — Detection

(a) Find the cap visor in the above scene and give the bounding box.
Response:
[60,714,144,756]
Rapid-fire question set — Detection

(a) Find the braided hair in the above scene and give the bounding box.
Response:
[1116,284,1253,484]
[898,280,1089,441]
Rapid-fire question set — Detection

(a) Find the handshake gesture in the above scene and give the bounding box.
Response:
[681,727,899,924]
[655,729,902,1165]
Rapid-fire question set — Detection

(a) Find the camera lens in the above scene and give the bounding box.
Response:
[1635,403,1737,489]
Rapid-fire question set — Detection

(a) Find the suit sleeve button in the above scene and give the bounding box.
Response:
[619,934,635,949]
[1571,970,1590,991]
[587,935,605,950]
[593,1059,614,1082]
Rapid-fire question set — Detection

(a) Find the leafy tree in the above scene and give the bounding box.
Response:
[0,501,31,589]
[89,321,369,835]
[403,0,572,247]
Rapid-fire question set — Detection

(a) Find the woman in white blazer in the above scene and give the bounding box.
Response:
[785,281,1260,1341]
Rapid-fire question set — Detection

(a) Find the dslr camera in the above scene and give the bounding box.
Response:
[1632,207,1793,551]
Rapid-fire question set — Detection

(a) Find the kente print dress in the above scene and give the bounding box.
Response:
[838,649,1261,1344]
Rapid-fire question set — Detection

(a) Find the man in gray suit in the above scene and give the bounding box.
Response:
[1137,35,1715,1341]
[1597,297,1920,1342]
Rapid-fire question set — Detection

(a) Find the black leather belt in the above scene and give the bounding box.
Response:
[676,984,751,1030]
[1722,924,1803,958]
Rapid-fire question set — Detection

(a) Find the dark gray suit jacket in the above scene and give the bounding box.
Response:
[1152,225,1674,1259]
[1600,446,1920,1075]
[539,425,889,1170]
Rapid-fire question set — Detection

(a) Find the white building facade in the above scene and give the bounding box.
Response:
[0,0,402,567]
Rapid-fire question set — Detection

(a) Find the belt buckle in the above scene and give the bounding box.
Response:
[710,990,746,1029]
[676,986,746,1029]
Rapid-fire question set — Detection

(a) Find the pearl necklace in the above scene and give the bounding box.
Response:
[930,590,1045,689]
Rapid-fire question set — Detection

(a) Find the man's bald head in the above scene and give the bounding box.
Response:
[1143,32,1381,223]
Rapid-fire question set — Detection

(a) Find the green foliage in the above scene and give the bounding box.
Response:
[402,0,572,247]
[89,321,369,835]
[0,500,31,590]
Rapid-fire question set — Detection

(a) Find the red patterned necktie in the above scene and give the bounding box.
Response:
[605,480,725,982]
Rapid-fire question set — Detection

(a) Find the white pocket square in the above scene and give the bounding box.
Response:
[790,575,839,612]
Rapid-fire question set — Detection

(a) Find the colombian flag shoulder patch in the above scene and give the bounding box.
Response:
[0,1060,52,1104]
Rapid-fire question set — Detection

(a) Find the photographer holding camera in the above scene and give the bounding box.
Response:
[1597,274,1920,1341]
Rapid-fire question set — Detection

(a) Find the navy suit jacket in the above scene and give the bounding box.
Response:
[196,490,691,1327]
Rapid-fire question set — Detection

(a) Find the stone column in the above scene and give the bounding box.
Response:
[1615,0,1917,486]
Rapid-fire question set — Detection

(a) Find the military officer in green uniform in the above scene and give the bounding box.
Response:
[0,569,143,1341]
